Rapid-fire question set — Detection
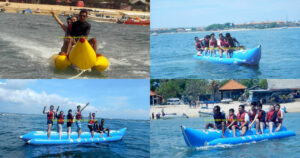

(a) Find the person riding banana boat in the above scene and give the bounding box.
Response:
[50,9,109,71]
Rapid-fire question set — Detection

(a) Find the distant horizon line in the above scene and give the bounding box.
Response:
[0,111,149,121]
[151,19,300,30]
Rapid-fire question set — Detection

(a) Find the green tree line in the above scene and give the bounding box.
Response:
[151,79,268,102]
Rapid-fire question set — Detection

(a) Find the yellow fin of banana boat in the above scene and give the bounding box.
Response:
[69,38,97,70]
[52,54,71,70]
[94,55,109,71]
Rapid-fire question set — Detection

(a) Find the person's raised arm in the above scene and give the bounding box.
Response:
[80,102,89,112]
[43,105,47,114]
[56,106,60,114]
[88,112,92,120]
[233,38,240,47]
[50,10,67,32]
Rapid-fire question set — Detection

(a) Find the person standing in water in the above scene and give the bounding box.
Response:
[43,105,59,139]
[75,102,89,138]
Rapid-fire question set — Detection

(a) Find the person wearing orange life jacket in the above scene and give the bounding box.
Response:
[56,110,65,139]
[205,105,226,138]
[209,33,218,57]
[248,102,257,127]
[75,102,89,138]
[249,102,266,134]
[266,105,277,133]
[227,108,238,137]
[237,105,249,136]
[88,112,97,138]
[43,105,59,139]
[195,37,204,56]
[274,104,284,132]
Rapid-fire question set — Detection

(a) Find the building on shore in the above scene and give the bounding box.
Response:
[150,91,163,106]
[219,80,246,101]
[2,0,150,11]
[248,79,300,104]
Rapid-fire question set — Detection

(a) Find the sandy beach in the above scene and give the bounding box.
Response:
[0,2,149,19]
[150,99,300,119]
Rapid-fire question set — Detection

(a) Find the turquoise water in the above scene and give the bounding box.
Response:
[150,112,300,158]
[151,28,300,79]
[0,113,150,158]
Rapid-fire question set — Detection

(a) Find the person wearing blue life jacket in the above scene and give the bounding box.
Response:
[237,105,249,136]
[205,105,226,138]
[43,105,59,139]
[249,102,266,134]
[226,108,238,137]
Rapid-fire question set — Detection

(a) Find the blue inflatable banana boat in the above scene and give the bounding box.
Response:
[181,126,295,147]
[193,45,261,65]
[20,128,126,145]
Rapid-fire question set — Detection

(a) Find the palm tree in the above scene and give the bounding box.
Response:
[208,80,220,101]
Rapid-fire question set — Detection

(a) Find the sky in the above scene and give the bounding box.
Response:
[0,79,149,120]
[151,0,300,28]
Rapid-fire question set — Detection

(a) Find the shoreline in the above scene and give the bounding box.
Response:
[1,2,150,23]
[151,27,300,35]
[150,100,300,119]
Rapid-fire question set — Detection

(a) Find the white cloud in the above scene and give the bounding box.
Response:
[0,79,36,89]
[0,80,149,120]
[0,87,98,115]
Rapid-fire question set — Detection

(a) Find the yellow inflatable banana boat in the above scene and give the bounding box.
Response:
[51,38,109,71]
